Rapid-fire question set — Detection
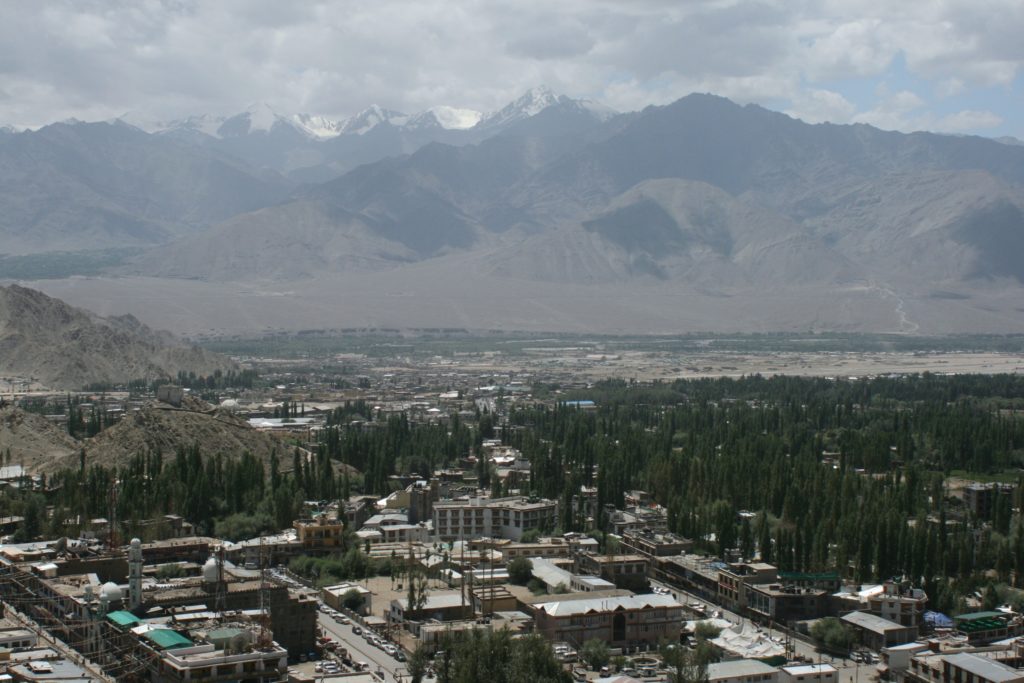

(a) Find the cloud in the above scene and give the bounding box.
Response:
[0,0,1019,137]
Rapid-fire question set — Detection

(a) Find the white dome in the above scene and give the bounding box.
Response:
[100,582,122,602]
[202,556,219,584]
[220,399,239,410]
[130,538,141,547]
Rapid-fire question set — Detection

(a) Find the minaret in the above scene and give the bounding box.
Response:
[128,537,143,610]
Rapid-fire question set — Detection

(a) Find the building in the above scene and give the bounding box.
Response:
[708,659,780,683]
[779,664,837,683]
[879,642,929,680]
[321,583,372,615]
[621,529,694,559]
[963,483,1016,520]
[532,593,683,649]
[746,584,829,623]
[575,554,649,591]
[432,497,559,542]
[388,591,473,626]
[905,652,1024,683]
[718,562,779,610]
[293,514,344,551]
[840,611,918,651]
[868,583,927,628]
[147,629,288,683]
[953,611,1023,644]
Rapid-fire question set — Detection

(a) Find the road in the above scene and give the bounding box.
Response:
[317,613,409,683]
[648,579,878,683]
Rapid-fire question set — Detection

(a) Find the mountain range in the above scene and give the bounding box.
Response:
[2,89,1024,336]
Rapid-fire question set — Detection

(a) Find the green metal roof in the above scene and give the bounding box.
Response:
[955,611,1007,622]
[143,629,193,650]
[105,610,140,627]
[779,571,840,581]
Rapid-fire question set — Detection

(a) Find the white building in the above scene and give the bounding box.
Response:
[432,496,558,541]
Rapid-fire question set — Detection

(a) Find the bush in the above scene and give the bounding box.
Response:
[694,621,722,641]
[508,557,533,585]
[810,617,854,653]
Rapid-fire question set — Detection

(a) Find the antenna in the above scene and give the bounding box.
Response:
[256,534,273,648]
[214,545,226,614]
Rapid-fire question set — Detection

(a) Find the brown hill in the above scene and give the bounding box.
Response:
[0,406,79,473]
[0,284,236,389]
[70,396,284,472]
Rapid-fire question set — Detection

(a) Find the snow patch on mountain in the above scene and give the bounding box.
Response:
[339,105,409,135]
[406,106,483,130]
[292,113,344,139]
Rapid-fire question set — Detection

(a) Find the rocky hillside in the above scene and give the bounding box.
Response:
[0,284,236,389]
[72,396,284,472]
[0,406,79,473]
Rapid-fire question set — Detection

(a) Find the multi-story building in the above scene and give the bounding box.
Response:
[575,554,649,591]
[868,582,927,628]
[840,611,918,651]
[718,562,778,610]
[532,593,683,649]
[963,483,1016,520]
[432,497,559,541]
[746,584,829,624]
[905,652,1024,683]
[293,514,344,551]
[621,529,693,559]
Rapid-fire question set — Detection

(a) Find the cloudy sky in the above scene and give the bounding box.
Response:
[1,0,1022,137]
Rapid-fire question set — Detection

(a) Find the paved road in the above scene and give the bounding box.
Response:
[648,579,878,683]
[318,612,409,683]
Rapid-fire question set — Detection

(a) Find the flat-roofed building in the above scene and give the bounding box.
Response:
[779,664,837,683]
[575,554,649,591]
[432,497,558,541]
[708,659,780,683]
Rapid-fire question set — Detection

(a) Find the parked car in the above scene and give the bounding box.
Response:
[352,625,362,635]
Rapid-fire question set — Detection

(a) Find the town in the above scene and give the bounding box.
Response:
[2,342,1024,683]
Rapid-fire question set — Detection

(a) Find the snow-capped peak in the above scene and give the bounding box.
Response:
[478,86,618,129]
[477,86,565,129]
[339,105,408,135]
[406,105,483,131]
[291,113,344,139]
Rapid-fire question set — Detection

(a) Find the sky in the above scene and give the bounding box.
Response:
[1,0,1022,138]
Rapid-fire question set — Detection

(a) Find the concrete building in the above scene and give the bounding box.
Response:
[905,652,1024,683]
[746,584,829,623]
[868,583,927,628]
[718,562,779,610]
[621,529,694,559]
[963,483,1016,520]
[293,514,344,551]
[388,591,472,626]
[575,554,649,591]
[779,664,837,683]
[708,659,780,683]
[432,497,558,542]
[841,611,918,651]
[532,593,683,649]
[321,583,372,615]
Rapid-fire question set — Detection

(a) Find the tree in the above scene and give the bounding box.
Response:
[581,638,610,670]
[508,557,533,585]
[809,617,855,653]
[442,629,571,683]
[661,641,709,683]
[409,642,431,683]
[339,588,364,613]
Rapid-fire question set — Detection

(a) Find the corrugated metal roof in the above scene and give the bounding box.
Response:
[944,653,1024,683]
[535,593,680,617]
[841,610,907,634]
[142,629,193,650]
[105,610,140,627]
